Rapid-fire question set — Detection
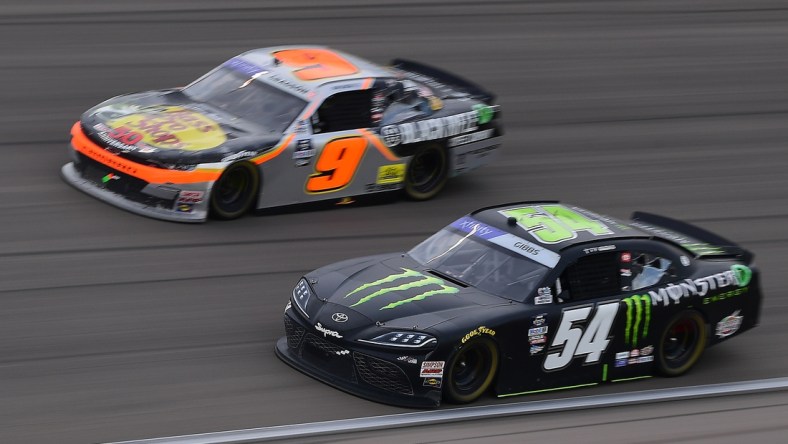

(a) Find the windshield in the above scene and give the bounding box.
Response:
[408,228,549,302]
[183,67,307,133]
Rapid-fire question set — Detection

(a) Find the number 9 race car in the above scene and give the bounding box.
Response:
[61,46,502,222]
[276,201,762,407]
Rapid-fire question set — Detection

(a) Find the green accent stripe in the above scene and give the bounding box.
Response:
[602,364,608,382]
[498,382,598,398]
[611,375,653,383]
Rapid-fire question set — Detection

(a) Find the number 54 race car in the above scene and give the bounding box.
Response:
[61,46,502,222]
[276,202,762,407]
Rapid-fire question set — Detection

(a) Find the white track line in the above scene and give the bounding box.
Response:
[109,377,788,444]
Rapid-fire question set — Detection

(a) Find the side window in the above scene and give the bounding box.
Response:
[628,252,677,290]
[312,90,372,133]
[559,252,620,302]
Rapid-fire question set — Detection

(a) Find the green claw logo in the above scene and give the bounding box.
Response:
[622,295,651,348]
[345,268,459,310]
[731,264,752,287]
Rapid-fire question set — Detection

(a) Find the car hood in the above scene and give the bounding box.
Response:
[306,254,508,331]
[79,89,281,165]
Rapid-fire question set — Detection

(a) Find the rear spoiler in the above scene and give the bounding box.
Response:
[631,211,754,264]
[390,58,495,104]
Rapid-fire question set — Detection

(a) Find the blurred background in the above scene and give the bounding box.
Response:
[0,1,786,442]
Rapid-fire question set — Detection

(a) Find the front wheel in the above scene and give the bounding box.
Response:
[656,310,707,376]
[444,337,499,404]
[210,162,259,220]
[404,144,448,200]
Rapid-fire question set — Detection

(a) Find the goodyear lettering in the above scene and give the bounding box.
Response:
[461,326,496,344]
[344,268,459,310]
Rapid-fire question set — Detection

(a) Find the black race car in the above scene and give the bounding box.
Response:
[276,202,762,407]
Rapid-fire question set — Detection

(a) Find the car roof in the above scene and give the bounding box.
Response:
[470,201,652,253]
[234,46,393,96]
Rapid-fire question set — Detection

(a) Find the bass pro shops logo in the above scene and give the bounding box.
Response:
[344,268,459,310]
[622,295,651,348]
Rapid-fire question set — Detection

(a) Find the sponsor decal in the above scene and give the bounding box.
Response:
[647,265,751,307]
[615,352,629,360]
[293,120,310,133]
[176,204,193,213]
[102,173,120,183]
[223,57,267,77]
[376,164,405,185]
[583,245,616,254]
[621,252,632,263]
[528,326,548,336]
[103,106,227,151]
[535,287,553,305]
[447,129,494,148]
[267,74,311,95]
[500,205,613,245]
[420,361,445,377]
[620,268,632,277]
[380,109,486,147]
[364,183,402,193]
[680,256,691,266]
[529,344,545,355]
[716,310,743,338]
[335,349,350,356]
[397,356,418,365]
[450,216,561,268]
[423,378,442,388]
[222,150,258,163]
[528,335,546,345]
[641,345,654,356]
[629,349,640,358]
[315,322,342,339]
[532,314,547,327]
[454,143,498,172]
[428,96,443,111]
[622,295,651,348]
[615,359,628,367]
[344,268,459,310]
[331,312,348,323]
[177,191,204,204]
[293,139,314,167]
[461,326,496,344]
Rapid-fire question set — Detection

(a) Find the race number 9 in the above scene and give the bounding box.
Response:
[543,302,618,371]
[273,49,358,81]
[306,137,366,193]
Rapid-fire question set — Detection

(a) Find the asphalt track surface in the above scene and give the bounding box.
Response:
[1,1,787,442]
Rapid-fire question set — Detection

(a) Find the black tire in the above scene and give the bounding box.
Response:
[404,144,448,200]
[656,310,707,376]
[444,337,499,404]
[210,162,259,220]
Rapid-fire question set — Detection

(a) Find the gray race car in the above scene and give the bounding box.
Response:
[62,46,502,222]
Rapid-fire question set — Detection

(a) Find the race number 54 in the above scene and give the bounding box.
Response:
[543,302,618,371]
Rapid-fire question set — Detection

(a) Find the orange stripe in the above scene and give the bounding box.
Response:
[360,77,374,89]
[252,133,295,164]
[70,122,222,184]
[359,129,399,161]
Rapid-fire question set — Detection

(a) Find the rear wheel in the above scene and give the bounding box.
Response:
[404,144,448,200]
[444,337,499,404]
[210,162,259,220]
[657,310,707,376]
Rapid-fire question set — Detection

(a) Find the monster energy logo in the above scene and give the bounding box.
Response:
[345,268,459,310]
[622,295,651,348]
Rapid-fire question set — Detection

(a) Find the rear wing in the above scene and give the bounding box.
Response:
[631,211,754,264]
[390,58,495,104]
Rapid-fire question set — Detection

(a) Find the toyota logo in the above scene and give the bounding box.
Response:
[332,312,348,323]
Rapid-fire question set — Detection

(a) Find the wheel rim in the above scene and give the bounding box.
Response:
[663,318,699,365]
[216,167,251,207]
[409,149,444,192]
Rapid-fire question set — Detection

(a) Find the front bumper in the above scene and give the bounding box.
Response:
[62,162,209,223]
[275,310,443,408]
[62,122,216,222]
